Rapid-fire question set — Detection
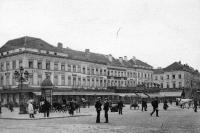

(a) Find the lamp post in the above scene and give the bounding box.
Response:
[14,66,29,114]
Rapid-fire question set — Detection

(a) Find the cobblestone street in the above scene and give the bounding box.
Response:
[0,103,200,133]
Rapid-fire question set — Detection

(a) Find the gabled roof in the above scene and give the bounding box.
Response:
[0,36,63,53]
[164,62,198,74]
[62,48,109,64]
[128,59,152,68]
[153,69,164,74]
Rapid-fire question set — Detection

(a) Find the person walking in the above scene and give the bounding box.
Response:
[163,100,169,110]
[194,98,198,112]
[118,99,124,115]
[141,99,147,111]
[69,99,75,116]
[150,97,159,117]
[43,99,51,117]
[95,97,102,123]
[28,100,34,118]
[103,98,109,123]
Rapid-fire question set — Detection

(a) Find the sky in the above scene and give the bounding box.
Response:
[0,0,200,70]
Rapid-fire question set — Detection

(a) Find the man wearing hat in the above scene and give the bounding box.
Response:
[95,97,102,123]
[103,98,110,123]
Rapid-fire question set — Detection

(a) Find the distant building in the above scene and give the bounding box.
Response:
[153,62,200,97]
[0,36,153,105]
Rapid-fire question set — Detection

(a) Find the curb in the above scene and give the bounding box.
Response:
[0,114,93,120]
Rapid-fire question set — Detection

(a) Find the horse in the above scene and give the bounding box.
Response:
[176,98,193,109]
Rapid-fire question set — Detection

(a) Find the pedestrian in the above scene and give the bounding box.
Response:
[118,99,124,115]
[163,100,169,110]
[8,102,14,112]
[69,99,75,116]
[150,97,159,117]
[28,100,34,118]
[103,98,109,123]
[194,98,198,112]
[0,101,2,114]
[43,99,51,117]
[141,98,146,111]
[95,97,102,123]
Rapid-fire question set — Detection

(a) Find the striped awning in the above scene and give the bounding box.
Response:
[160,91,182,97]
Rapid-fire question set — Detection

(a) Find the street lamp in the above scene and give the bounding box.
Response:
[14,66,29,114]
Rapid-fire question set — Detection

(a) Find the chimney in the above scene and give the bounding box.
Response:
[119,57,123,63]
[132,56,136,62]
[108,54,113,62]
[85,49,90,53]
[57,42,63,49]
[124,56,128,61]
[178,61,181,64]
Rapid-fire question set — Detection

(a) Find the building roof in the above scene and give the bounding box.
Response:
[0,36,153,69]
[0,36,63,53]
[153,69,164,74]
[128,59,153,69]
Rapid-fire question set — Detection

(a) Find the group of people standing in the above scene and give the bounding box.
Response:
[95,97,109,123]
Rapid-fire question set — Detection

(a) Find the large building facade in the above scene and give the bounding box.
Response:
[0,36,154,105]
[153,62,200,97]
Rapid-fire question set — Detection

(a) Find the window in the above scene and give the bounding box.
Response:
[91,68,94,75]
[104,69,106,75]
[155,76,158,80]
[68,65,71,72]
[19,60,22,67]
[54,75,58,85]
[87,78,90,86]
[172,75,175,79]
[68,76,71,86]
[82,78,86,86]
[0,74,3,86]
[38,74,42,85]
[173,81,176,88]
[100,69,102,75]
[0,62,4,71]
[5,73,10,85]
[73,65,76,72]
[28,60,33,68]
[38,61,42,69]
[29,74,33,85]
[12,61,16,70]
[179,82,182,88]
[179,74,181,79]
[78,76,81,86]
[96,68,99,75]
[6,62,10,70]
[61,63,65,71]
[54,63,58,70]
[82,67,86,74]
[104,80,106,87]
[46,61,50,70]
[12,74,16,85]
[166,82,169,88]
[160,83,163,88]
[78,66,81,73]
[61,75,65,85]
[72,77,76,86]
[160,76,163,80]
[167,75,169,79]
[87,67,90,75]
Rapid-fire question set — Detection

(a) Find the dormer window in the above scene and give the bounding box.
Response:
[46,51,49,54]
[54,53,57,55]
[7,51,9,55]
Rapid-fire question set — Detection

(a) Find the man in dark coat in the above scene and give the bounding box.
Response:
[150,97,159,117]
[194,98,198,112]
[141,98,147,111]
[118,99,124,115]
[95,97,102,123]
[103,98,109,123]
[43,99,51,117]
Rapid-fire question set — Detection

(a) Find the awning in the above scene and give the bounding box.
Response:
[160,91,182,97]
[146,93,162,98]
[135,93,148,98]
[117,93,138,97]
[33,91,117,96]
